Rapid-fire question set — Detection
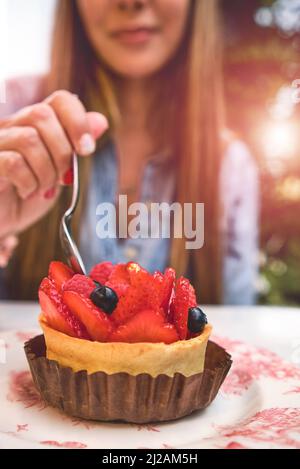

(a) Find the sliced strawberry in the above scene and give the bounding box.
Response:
[109,309,179,344]
[90,261,114,285]
[63,291,113,342]
[63,274,95,297]
[48,261,74,291]
[126,262,147,280]
[127,263,151,288]
[112,268,161,324]
[171,277,197,340]
[153,271,164,287]
[106,263,130,297]
[154,268,176,317]
[39,278,89,339]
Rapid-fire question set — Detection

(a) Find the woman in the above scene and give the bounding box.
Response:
[0,0,259,304]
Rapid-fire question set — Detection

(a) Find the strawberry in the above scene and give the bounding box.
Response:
[90,261,114,285]
[171,277,197,340]
[48,261,74,291]
[126,263,152,288]
[154,268,176,317]
[126,262,147,280]
[112,268,161,324]
[109,309,179,344]
[39,278,89,339]
[63,291,113,342]
[63,274,95,297]
[106,263,130,297]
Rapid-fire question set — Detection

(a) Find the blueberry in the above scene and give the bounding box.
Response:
[93,280,102,288]
[188,307,207,334]
[90,286,118,314]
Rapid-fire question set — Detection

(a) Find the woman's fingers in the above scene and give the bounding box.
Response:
[0,90,109,201]
[0,126,57,192]
[87,112,110,140]
[11,102,73,183]
[13,92,109,180]
[0,150,38,199]
[45,91,108,156]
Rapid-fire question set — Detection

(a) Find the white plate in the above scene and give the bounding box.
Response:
[0,330,300,449]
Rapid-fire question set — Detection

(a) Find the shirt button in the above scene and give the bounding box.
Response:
[123,246,138,260]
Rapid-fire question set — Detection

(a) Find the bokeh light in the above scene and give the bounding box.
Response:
[255,0,300,35]
[261,122,297,159]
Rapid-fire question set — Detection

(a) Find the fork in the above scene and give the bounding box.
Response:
[60,153,87,275]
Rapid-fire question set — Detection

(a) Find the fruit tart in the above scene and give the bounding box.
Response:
[25,261,232,423]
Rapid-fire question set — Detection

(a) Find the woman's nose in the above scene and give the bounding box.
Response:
[116,0,147,12]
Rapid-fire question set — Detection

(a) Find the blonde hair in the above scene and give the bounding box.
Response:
[8,0,224,303]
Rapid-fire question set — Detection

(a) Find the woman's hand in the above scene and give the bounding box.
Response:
[0,90,108,239]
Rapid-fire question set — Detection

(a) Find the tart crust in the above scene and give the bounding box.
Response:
[40,315,212,378]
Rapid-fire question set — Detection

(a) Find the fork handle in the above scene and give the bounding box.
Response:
[70,153,80,212]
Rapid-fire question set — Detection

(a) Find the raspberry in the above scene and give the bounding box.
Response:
[90,262,114,285]
[63,274,95,297]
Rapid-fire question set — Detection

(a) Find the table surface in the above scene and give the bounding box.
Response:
[1,302,300,364]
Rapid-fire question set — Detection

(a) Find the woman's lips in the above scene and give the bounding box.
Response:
[110,27,159,45]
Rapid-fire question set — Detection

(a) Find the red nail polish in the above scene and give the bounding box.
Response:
[63,168,74,185]
[44,187,56,200]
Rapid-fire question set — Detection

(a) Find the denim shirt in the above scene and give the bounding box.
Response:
[80,139,260,305]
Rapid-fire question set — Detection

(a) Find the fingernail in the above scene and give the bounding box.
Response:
[63,167,74,185]
[44,187,57,200]
[78,133,96,155]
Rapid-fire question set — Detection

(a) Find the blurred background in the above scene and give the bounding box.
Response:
[0,0,300,306]
[223,0,300,306]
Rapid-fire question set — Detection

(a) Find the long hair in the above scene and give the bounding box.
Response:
[8,0,224,303]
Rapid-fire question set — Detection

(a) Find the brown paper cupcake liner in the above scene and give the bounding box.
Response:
[24,335,232,424]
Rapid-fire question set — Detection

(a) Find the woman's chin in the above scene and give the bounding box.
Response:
[101,55,169,80]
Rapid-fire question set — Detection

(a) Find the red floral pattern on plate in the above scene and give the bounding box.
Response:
[135,424,160,433]
[68,417,97,430]
[224,441,248,449]
[162,443,174,449]
[7,371,45,410]
[40,440,87,449]
[7,370,103,431]
[15,332,37,342]
[217,408,300,449]
[285,386,300,395]
[213,335,300,395]
[17,424,29,432]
